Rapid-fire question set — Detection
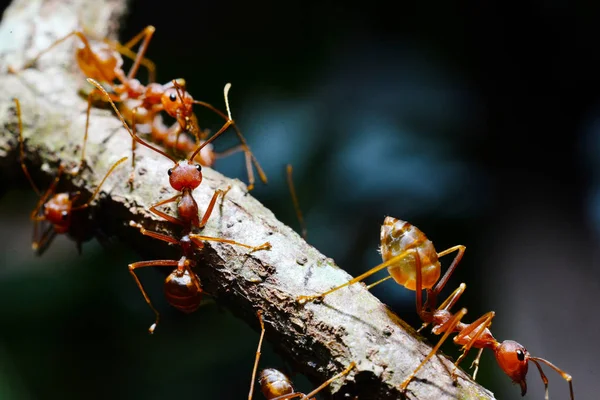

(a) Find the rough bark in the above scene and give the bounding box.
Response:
[0,1,496,399]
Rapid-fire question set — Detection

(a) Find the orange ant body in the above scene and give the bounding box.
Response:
[249,312,355,400]
[298,216,574,399]
[11,27,266,189]
[127,222,270,334]
[14,98,127,254]
[90,79,243,231]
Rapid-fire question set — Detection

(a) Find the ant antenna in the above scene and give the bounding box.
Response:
[529,356,574,400]
[286,164,307,239]
[188,83,236,161]
[70,156,127,211]
[86,78,178,163]
[223,83,233,120]
[14,98,41,196]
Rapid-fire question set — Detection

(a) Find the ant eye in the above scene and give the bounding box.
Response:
[516,349,525,361]
[195,164,202,172]
[61,211,68,221]
[167,168,173,176]
[169,93,177,102]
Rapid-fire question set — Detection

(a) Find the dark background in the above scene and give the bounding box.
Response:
[0,0,598,399]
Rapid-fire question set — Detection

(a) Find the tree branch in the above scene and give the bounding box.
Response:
[0,0,496,399]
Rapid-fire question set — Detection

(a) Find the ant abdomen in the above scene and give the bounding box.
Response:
[75,41,122,83]
[164,269,203,314]
[259,368,294,399]
[380,216,441,290]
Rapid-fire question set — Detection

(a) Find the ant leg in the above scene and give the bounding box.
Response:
[400,308,468,392]
[149,194,186,226]
[428,245,466,310]
[470,348,484,380]
[87,78,179,164]
[14,98,41,195]
[248,311,266,400]
[365,275,394,290]
[286,164,307,239]
[297,248,419,305]
[29,165,65,221]
[70,157,128,211]
[450,311,495,381]
[188,234,271,253]
[418,283,467,333]
[129,221,179,245]
[299,362,356,400]
[120,25,156,81]
[198,187,231,229]
[129,259,179,334]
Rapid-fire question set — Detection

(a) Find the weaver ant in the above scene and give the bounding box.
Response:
[89,78,243,231]
[298,216,574,399]
[14,98,127,254]
[128,222,271,334]
[10,26,266,189]
[248,311,356,399]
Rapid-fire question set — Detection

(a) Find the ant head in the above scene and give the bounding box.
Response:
[43,193,72,233]
[162,79,193,120]
[168,161,203,191]
[495,340,530,396]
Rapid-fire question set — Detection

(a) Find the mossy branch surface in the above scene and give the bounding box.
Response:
[0,1,496,399]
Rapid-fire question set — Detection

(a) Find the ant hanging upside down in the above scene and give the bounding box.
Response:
[14,98,127,254]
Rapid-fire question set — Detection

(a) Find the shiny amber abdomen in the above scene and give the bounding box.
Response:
[380,216,440,290]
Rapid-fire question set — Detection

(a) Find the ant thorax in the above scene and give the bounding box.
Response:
[380,216,441,290]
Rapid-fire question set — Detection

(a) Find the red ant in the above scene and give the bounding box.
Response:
[89,78,244,231]
[128,222,271,334]
[298,217,574,399]
[13,98,127,254]
[10,27,266,189]
[248,311,356,399]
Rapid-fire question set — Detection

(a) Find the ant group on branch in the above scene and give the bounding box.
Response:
[8,14,577,400]
[9,25,267,189]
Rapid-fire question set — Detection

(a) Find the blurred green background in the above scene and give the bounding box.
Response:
[0,0,598,399]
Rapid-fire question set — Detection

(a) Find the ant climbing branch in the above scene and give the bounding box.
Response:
[0,1,497,399]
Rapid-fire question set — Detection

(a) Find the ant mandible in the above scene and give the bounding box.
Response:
[14,98,127,254]
[89,78,240,231]
[128,222,271,334]
[248,311,356,400]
